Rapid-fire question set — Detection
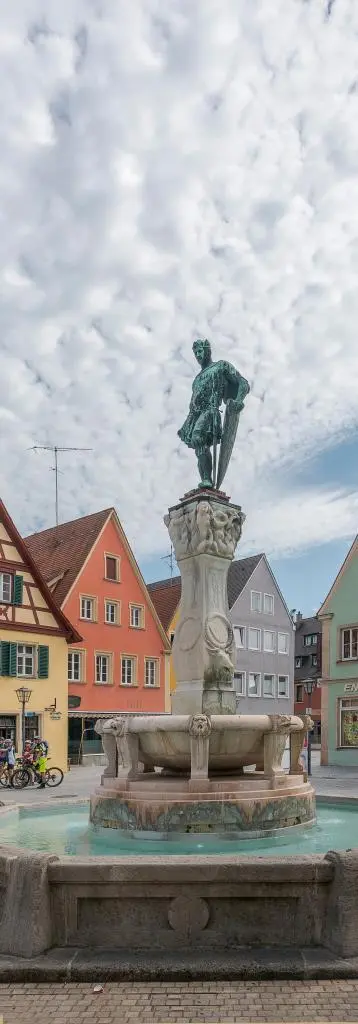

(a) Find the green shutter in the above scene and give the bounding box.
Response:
[13,575,23,606]
[0,641,10,676]
[38,645,49,679]
[9,642,17,677]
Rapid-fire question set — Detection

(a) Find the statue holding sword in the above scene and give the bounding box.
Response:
[178,339,250,491]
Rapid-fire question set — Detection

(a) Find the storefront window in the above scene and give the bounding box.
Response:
[339,697,358,747]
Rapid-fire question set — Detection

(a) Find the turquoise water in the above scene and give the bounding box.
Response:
[0,801,357,856]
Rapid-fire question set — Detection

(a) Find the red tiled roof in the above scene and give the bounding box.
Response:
[25,508,112,607]
[147,576,181,633]
[0,499,82,643]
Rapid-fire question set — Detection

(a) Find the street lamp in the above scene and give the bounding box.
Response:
[303,679,316,776]
[15,686,32,753]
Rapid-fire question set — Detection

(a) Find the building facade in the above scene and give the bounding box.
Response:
[319,536,358,765]
[229,555,294,715]
[0,500,81,770]
[294,613,322,743]
[149,554,294,715]
[25,508,171,761]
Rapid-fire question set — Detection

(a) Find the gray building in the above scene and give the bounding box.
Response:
[229,554,294,715]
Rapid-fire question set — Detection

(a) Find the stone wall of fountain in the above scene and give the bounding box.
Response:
[90,490,315,837]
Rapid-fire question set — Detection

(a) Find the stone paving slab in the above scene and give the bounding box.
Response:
[1,948,358,983]
[3,979,358,1024]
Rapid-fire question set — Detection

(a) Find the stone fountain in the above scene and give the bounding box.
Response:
[90,339,315,836]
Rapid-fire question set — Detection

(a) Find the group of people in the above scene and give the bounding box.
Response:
[0,736,49,787]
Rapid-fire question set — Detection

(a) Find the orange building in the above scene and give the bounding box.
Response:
[25,509,171,762]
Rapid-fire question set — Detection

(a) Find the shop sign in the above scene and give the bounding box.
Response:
[344,682,358,694]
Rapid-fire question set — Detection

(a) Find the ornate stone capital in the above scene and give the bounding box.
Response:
[165,499,244,561]
[269,714,292,733]
[188,714,212,739]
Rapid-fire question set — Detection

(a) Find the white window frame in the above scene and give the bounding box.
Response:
[250,590,262,613]
[339,697,358,748]
[342,628,358,661]
[295,683,304,703]
[248,672,261,697]
[105,600,120,625]
[145,658,159,688]
[233,625,245,649]
[278,632,289,655]
[95,653,112,685]
[295,656,301,669]
[263,629,275,653]
[0,572,12,603]
[130,604,144,629]
[248,627,261,651]
[312,654,318,667]
[234,670,246,696]
[121,656,137,686]
[263,673,275,698]
[68,650,84,683]
[16,644,36,678]
[263,593,274,615]
[278,674,289,698]
[304,635,312,647]
[80,595,96,621]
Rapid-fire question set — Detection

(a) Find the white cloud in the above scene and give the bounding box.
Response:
[1,0,358,563]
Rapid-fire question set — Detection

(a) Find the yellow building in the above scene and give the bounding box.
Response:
[0,499,81,771]
[147,577,181,695]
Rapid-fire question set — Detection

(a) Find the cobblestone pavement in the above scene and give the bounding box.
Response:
[2,981,358,1024]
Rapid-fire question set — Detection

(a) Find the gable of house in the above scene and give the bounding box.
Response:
[319,539,358,679]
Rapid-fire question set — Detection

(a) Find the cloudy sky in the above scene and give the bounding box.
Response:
[1,0,358,614]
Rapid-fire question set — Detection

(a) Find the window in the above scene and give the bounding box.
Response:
[234,671,246,696]
[263,630,275,653]
[80,596,95,621]
[130,604,144,629]
[312,654,318,668]
[251,591,261,613]
[278,632,289,655]
[278,675,289,698]
[248,672,261,697]
[95,654,111,684]
[17,644,35,677]
[170,632,175,647]
[233,625,245,649]
[68,651,84,682]
[342,628,358,661]
[263,593,274,615]
[263,674,275,698]
[339,697,358,747]
[145,658,158,687]
[295,656,301,669]
[105,600,120,625]
[248,627,261,651]
[295,683,304,703]
[25,714,39,744]
[105,555,119,582]
[303,633,317,647]
[121,656,136,686]
[0,572,12,603]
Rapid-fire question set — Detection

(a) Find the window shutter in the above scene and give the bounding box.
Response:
[0,641,10,676]
[13,575,23,606]
[9,643,17,676]
[38,645,49,679]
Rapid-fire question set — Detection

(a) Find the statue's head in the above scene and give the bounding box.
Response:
[193,338,211,368]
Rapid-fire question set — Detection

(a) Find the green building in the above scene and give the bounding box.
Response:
[319,536,358,765]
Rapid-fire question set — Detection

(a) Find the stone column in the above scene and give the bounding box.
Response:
[95,719,117,779]
[165,493,244,716]
[263,715,291,783]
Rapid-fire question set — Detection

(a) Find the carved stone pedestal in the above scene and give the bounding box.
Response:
[165,492,244,716]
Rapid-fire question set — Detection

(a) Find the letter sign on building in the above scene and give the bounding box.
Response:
[344,682,358,693]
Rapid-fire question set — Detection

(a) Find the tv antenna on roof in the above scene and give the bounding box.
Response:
[29,445,93,527]
[161,544,176,582]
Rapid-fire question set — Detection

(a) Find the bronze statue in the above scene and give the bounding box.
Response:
[178,339,250,490]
